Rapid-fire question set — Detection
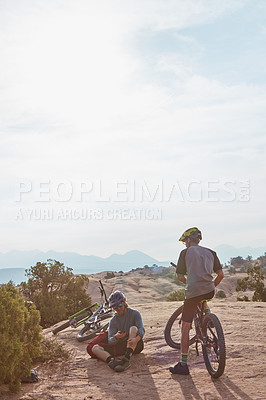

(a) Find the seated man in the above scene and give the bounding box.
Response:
[91,290,145,372]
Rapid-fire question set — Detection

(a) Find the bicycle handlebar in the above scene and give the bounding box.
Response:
[99,280,108,304]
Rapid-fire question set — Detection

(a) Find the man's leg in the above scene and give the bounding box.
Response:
[126,325,138,351]
[91,345,119,370]
[91,344,111,362]
[180,321,191,365]
[169,298,195,375]
[114,326,139,372]
[169,321,190,375]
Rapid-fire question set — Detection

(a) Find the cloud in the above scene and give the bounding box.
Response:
[0,0,265,256]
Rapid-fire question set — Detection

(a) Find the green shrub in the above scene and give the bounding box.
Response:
[236,265,266,302]
[167,289,185,301]
[20,259,92,328]
[0,283,42,392]
[215,290,226,298]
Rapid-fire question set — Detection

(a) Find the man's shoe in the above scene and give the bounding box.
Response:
[114,357,131,372]
[169,362,189,375]
[108,359,121,370]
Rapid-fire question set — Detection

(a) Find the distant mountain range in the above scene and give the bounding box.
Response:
[0,245,265,284]
[0,249,159,284]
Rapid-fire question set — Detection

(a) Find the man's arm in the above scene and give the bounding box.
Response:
[174,249,187,286]
[214,269,224,287]
[134,310,145,338]
[108,317,119,344]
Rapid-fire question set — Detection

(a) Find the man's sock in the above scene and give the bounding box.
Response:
[124,348,133,360]
[106,356,114,364]
[180,353,188,366]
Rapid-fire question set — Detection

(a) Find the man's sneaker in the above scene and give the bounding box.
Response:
[169,362,189,375]
[114,357,131,372]
[108,359,121,370]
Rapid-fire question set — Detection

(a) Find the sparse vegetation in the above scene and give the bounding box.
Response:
[236,265,266,302]
[258,253,266,269]
[105,271,115,279]
[37,338,71,363]
[166,289,185,301]
[20,259,92,327]
[215,290,226,298]
[0,283,42,393]
[229,254,266,274]
[237,295,250,302]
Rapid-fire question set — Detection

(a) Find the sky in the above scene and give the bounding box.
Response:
[0,0,265,261]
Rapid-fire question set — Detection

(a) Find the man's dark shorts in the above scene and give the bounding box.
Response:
[101,337,144,357]
[181,290,215,323]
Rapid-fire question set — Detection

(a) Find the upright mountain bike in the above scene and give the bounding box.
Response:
[52,280,114,342]
[164,301,226,378]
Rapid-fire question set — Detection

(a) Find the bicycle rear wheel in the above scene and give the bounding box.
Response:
[77,312,113,342]
[202,313,226,378]
[164,305,197,349]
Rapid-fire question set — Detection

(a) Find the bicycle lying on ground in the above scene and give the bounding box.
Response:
[52,280,113,342]
[164,300,226,378]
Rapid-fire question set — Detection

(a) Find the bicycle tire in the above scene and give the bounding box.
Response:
[164,305,197,349]
[202,313,226,378]
[76,312,113,342]
[52,310,91,334]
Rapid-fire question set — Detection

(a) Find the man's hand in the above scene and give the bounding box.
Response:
[115,331,127,340]
[214,270,224,287]
[178,274,186,285]
[127,336,140,348]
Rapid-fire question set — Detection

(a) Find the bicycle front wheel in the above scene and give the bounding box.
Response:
[164,305,197,349]
[77,312,113,342]
[202,313,226,378]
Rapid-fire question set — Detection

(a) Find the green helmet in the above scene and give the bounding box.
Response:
[179,227,202,242]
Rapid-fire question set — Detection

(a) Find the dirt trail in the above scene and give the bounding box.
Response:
[1,300,265,400]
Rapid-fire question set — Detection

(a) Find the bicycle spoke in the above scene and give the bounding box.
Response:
[202,313,226,378]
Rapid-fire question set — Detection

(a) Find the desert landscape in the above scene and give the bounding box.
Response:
[1,272,265,400]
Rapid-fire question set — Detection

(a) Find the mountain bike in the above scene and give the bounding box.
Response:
[164,301,226,378]
[52,280,114,342]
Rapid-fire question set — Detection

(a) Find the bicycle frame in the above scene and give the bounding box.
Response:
[68,280,110,329]
[164,298,226,378]
[68,303,100,328]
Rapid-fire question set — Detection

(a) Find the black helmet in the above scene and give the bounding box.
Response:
[108,291,126,307]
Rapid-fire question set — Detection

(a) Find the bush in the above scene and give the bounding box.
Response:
[167,289,185,301]
[37,338,71,363]
[215,290,226,298]
[237,295,250,302]
[0,283,42,392]
[236,265,266,302]
[20,259,92,327]
[105,271,115,279]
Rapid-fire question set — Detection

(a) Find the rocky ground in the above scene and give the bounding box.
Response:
[1,296,265,400]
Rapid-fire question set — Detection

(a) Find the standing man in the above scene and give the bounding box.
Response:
[169,227,224,375]
[91,291,145,372]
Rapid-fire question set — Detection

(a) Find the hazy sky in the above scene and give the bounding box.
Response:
[1,0,265,261]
